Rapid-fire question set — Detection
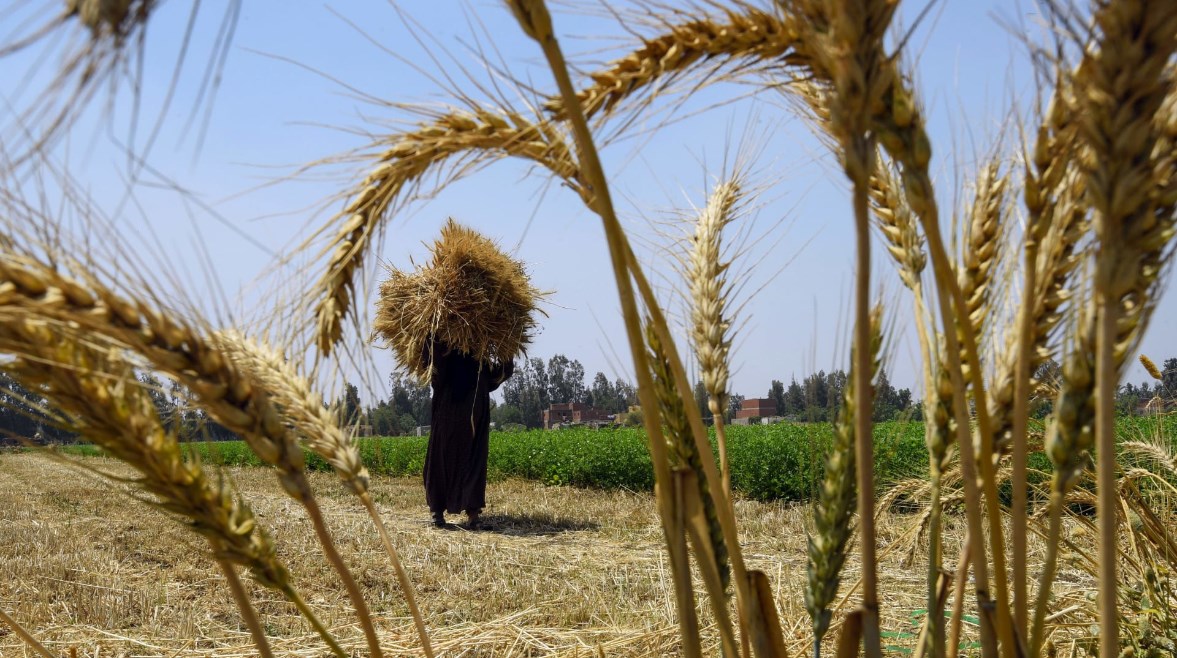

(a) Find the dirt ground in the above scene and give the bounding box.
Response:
[0,452,1095,657]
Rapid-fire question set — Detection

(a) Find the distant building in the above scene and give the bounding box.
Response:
[1138,396,1174,414]
[735,398,776,421]
[543,402,612,429]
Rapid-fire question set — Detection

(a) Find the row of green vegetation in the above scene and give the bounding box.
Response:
[60,416,1176,502]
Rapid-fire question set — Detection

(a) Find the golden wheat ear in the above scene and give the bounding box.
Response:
[214,331,370,492]
[545,8,804,121]
[0,322,325,658]
[683,177,743,501]
[1066,4,1177,656]
[1140,354,1164,381]
[308,108,584,359]
[213,330,435,657]
[957,160,1010,373]
[0,253,390,658]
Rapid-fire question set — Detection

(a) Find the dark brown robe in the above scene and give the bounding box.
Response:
[424,348,513,515]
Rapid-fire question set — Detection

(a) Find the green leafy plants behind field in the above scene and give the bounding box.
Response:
[59,416,1177,503]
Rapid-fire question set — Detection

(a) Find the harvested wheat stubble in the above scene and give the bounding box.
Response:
[0,450,1118,657]
[374,219,544,381]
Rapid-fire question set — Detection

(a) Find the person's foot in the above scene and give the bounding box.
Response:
[431,512,448,528]
[464,512,491,531]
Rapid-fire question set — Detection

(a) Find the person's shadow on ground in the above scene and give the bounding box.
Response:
[468,512,599,537]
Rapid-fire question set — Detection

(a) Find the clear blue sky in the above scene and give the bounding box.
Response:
[2,1,1174,403]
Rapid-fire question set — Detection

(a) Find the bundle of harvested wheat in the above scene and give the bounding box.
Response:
[374,219,542,380]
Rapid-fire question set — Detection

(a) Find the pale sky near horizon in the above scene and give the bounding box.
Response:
[2,1,1175,405]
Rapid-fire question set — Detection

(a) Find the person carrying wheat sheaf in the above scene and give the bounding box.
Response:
[374,219,541,530]
[423,341,513,529]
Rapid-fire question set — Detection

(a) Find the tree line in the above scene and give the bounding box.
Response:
[0,372,240,446]
[3,356,1173,443]
[358,354,639,433]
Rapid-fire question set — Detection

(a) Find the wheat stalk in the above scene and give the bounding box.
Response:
[312,108,584,357]
[921,356,956,658]
[1034,91,1177,655]
[646,318,737,657]
[552,29,1015,652]
[863,59,1017,658]
[506,4,787,654]
[213,331,435,657]
[502,4,715,656]
[998,80,1082,639]
[0,320,346,658]
[1072,4,1177,655]
[0,254,387,658]
[806,303,882,657]
[794,90,950,653]
[787,45,995,658]
[793,2,898,654]
[797,40,1021,654]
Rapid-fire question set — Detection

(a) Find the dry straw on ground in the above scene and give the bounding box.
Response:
[373,219,544,381]
[1,452,1095,658]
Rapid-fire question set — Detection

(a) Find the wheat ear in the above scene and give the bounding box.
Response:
[312,108,584,357]
[866,61,1015,658]
[957,161,1008,377]
[1140,354,1163,381]
[1072,4,1177,656]
[213,331,434,657]
[806,304,882,657]
[687,179,741,504]
[504,3,711,655]
[997,80,1082,636]
[545,8,803,120]
[0,322,347,658]
[0,255,385,658]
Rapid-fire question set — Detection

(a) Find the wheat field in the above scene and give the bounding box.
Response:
[0,451,1105,657]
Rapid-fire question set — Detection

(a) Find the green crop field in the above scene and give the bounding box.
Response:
[58,415,1177,503]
